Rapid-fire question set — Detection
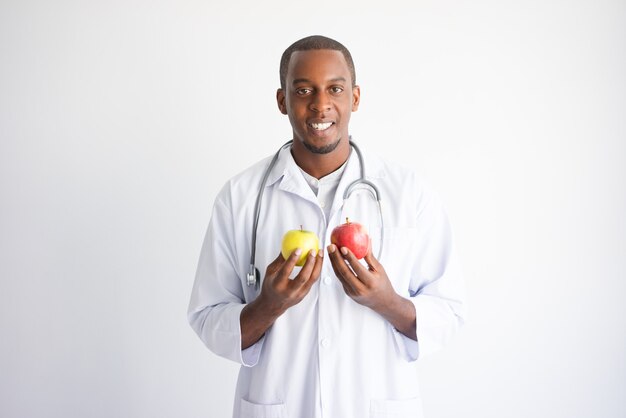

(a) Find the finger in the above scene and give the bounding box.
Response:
[339,246,373,285]
[362,241,381,272]
[275,248,301,282]
[299,250,324,293]
[308,249,324,287]
[327,244,362,294]
[292,249,318,288]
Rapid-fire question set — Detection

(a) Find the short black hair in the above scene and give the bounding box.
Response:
[279,35,356,90]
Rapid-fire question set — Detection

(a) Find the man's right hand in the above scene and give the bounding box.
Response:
[240,248,323,350]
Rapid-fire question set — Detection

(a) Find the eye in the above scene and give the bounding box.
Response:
[296,88,312,96]
[330,86,344,94]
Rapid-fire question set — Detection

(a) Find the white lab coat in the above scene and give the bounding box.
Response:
[188,143,466,418]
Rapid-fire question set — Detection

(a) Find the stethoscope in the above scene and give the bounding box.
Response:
[247,138,384,288]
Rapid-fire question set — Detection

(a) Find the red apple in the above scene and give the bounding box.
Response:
[330,218,370,259]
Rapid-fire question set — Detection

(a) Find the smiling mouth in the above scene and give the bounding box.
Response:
[308,122,334,131]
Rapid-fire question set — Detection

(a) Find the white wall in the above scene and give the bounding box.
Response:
[1,1,624,417]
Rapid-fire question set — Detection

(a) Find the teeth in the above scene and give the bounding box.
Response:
[310,122,333,131]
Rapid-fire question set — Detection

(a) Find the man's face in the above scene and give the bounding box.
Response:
[277,49,360,154]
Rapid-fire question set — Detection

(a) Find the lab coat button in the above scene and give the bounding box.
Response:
[323,276,332,285]
[320,338,330,348]
[320,200,326,208]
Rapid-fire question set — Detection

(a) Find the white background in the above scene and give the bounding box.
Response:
[1,0,625,417]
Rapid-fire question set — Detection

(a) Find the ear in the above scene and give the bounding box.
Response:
[351,85,361,112]
[276,89,288,115]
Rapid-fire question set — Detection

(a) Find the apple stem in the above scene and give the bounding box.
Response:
[300,225,303,231]
[346,217,350,224]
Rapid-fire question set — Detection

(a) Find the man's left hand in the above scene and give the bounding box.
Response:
[326,243,417,340]
[326,243,395,311]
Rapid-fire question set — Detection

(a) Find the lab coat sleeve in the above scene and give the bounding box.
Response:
[397,186,467,361]
[187,194,265,367]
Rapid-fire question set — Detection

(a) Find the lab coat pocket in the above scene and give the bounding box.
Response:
[370,397,423,418]
[240,398,289,418]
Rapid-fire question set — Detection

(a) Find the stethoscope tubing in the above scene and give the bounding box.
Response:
[247,140,292,288]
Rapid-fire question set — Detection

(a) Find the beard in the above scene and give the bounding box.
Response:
[302,137,342,154]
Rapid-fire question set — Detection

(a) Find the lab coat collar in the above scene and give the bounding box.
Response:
[273,149,318,203]
[265,140,385,210]
[265,140,385,189]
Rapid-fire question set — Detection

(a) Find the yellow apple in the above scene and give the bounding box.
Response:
[281,227,320,266]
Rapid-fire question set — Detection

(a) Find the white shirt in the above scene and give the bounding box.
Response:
[298,156,347,221]
[188,142,466,418]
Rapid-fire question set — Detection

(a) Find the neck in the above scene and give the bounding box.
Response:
[291,137,351,179]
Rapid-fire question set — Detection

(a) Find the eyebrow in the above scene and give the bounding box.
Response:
[292,77,347,85]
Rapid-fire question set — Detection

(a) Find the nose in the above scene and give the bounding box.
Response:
[309,91,331,113]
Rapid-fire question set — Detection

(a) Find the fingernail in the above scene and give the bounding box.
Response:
[328,245,335,253]
[310,249,317,257]
[319,250,324,258]
[340,247,348,255]
[294,248,302,256]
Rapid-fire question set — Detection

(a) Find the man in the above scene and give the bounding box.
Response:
[188,35,466,418]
